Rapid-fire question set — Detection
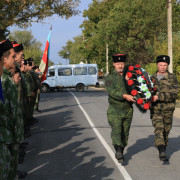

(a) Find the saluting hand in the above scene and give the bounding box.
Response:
[152,95,158,102]
[125,75,130,81]
[123,94,136,102]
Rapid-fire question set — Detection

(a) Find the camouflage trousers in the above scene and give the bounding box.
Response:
[7,142,19,180]
[0,143,11,180]
[34,89,40,110]
[107,106,133,148]
[151,109,174,147]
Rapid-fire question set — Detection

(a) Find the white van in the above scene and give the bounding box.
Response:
[41,64,98,92]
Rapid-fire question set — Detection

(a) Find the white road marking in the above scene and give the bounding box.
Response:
[28,162,49,174]
[70,91,132,180]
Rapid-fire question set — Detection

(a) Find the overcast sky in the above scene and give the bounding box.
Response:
[10,0,92,65]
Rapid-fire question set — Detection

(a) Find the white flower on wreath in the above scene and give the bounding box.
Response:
[139,83,148,92]
[151,81,154,88]
[137,76,144,83]
[140,68,146,72]
[145,91,151,99]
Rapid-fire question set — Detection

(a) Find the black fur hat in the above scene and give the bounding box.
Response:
[156,55,170,65]
[0,39,13,57]
[112,54,126,63]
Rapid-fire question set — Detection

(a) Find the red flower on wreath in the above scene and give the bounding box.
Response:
[142,75,145,80]
[127,72,132,78]
[135,64,141,68]
[136,70,142,75]
[154,87,156,91]
[128,66,134,71]
[143,103,150,110]
[137,98,143,105]
[131,90,138,96]
[128,80,134,86]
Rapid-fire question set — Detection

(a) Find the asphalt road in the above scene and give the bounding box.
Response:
[20,87,180,180]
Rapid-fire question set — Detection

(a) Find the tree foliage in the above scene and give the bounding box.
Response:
[59,35,87,64]
[9,30,43,65]
[59,0,180,74]
[0,0,80,40]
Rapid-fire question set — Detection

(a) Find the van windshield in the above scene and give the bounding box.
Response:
[48,69,55,77]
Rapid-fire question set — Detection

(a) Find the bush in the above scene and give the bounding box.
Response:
[144,63,157,75]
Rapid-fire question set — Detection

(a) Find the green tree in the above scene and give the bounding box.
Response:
[9,30,43,65]
[49,60,55,67]
[0,0,80,40]
[9,30,42,48]
[80,0,180,68]
[59,35,86,64]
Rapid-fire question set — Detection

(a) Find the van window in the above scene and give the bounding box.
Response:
[49,69,55,77]
[58,68,72,76]
[88,67,96,75]
[74,67,87,75]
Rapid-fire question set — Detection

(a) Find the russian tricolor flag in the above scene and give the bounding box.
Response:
[39,26,52,82]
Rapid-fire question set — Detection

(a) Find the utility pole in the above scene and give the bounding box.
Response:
[106,43,109,75]
[167,0,173,73]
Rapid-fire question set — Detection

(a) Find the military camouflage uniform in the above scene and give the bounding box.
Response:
[25,71,35,122]
[0,98,11,180]
[1,68,24,180]
[151,71,179,147]
[20,72,28,126]
[105,70,133,148]
[29,69,41,114]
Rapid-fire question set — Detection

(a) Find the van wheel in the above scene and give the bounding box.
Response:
[76,83,84,92]
[41,84,49,93]
[96,82,100,88]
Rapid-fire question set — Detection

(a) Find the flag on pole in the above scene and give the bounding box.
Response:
[0,78,4,103]
[39,26,52,82]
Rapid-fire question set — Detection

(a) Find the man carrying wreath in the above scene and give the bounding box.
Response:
[105,54,135,163]
[151,55,179,161]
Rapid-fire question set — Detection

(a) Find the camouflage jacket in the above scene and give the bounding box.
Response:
[24,71,35,97]
[1,68,24,143]
[105,70,133,112]
[30,70,41,90]
[0,96,12,143]
[151,71,179,111]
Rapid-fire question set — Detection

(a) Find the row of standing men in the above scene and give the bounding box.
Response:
[0,39,42,180]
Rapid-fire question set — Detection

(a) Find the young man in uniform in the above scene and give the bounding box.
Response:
[0,40,12,180]
[105,54,135,163]
[151,55,179,161]
[1,39,24,180]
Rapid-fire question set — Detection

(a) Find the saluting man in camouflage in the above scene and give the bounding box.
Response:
[1,39,24,180]
[105,54,135,163]
[151,55,179,161]
[26,58,40,123]
[0,40,12,180]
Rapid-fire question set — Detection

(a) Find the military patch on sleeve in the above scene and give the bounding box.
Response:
[105,80,112,87]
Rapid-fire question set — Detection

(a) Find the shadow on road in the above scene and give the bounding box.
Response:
[123,135,154,166]
[167,135,180,160]
[123,134,180,166]
[21,99,114,180]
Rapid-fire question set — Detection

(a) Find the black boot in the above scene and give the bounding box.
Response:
[34,108,42,114]
[158,145,168,161]
[114,145,124,163]
[18,170,27,179]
